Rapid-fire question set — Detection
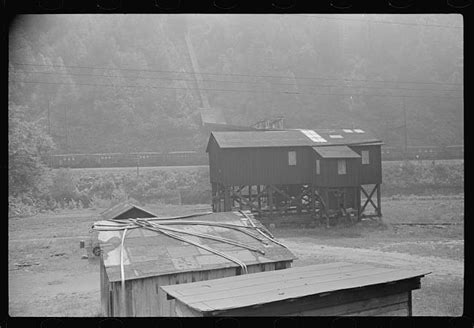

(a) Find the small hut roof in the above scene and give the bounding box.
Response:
[99,202,157,221]
[312,145,361,158]
[96,211,296,282]
[161,262,430,314]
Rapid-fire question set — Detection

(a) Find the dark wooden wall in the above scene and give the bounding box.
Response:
[351,145,382,185]
[313,156,360,187]
[103,260,292,317]
[208,139,382,188]
[210,145,313,186]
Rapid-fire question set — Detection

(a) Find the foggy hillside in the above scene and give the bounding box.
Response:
[9,14,463,153]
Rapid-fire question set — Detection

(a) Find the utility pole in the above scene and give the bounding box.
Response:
[47,100,51,136]
[403,97,408,161]
[64,106,69,152]
[48,99,52,167]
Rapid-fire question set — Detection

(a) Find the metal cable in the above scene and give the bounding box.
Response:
[238,210,288,249]
[92,214,283,280]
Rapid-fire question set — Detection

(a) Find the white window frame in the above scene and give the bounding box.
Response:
[361,150,370,165]
[288,151,297,166]
[316,159,320,175]
[337,159,346,175]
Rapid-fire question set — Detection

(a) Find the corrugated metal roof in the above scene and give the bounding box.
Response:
[161,262,430,313]
[313,146,361,158]
[209,129,381,149]
[97,212,296,282]
[99,202,158,221]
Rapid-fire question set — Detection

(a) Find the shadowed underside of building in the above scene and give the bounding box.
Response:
[206,128,383,220]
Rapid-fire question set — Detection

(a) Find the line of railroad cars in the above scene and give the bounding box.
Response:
[48,151,209,168]
[47,146,463,169]
[381,145,463,161]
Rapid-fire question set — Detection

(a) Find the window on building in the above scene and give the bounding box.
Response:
[288,151,296,166]
[362,150,370,164]
[316,160,320,174]
[338,159,346,175]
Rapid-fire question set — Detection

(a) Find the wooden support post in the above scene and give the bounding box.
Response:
[376,184,382,218]
[297,185,302,215]
[268,186,274,216]
[218,184,223,212]
[224,186,231,211]
[357,187,361,221]
[311,185,316,215]
[257,185,261,211]
[211,183,217,212]
[408,290,412,316]
[248,186,251,206]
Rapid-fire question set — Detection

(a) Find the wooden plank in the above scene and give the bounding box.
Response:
[171,263,376,297]
[294,293,408,316]
[164,262,363,294]
[210,280,417,317]
[165,262,419,297]
[175,300,204,317]
[186,273,424,312]
[174,267,399,303]
[99,258,109,316]
[376,184,382,216]
[408,290,412,316]
[345,302,408,316]
[158,275,172,317]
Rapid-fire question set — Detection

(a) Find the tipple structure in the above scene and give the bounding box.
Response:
[206,128,383,221]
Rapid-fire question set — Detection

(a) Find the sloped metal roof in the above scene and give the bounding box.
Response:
[97,212,296,282]
[99,202,158,221]
[313,145,361,159]
[208,129,381,149]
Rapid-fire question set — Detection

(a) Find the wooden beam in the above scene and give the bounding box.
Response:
[408,290,412,316]
[257,185,261,210]
[224,186,231,211]
[360,185,378,215]
[377,184,382,217]
[268,187,274,216]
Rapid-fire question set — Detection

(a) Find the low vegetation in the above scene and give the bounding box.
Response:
[8,160,463,218]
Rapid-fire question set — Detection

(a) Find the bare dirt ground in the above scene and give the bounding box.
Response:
[8,196,464,317]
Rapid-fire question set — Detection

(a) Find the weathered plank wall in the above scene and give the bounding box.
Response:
[106,261,291,317]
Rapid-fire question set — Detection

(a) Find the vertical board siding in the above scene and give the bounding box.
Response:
[99,257,110,316]
[314,155,360,187]
[351,145,382,184]
[221,147,312,186]
[208,137,221,183]
[208,143,381,188]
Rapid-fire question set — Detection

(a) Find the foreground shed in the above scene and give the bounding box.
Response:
[162,262,430,317]
[95,211,295,316]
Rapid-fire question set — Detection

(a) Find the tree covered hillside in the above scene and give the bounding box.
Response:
[9,14,463,154]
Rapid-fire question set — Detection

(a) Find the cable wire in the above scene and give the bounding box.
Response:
[11,62,463,86]
[9,79,462,99]
[11,69,463,93]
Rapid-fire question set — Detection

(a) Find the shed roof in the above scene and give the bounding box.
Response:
[96,211,295,282]
[313,145,361,159]
[161,262,430,314]
[207,128,381,150]
[99,202,158,221]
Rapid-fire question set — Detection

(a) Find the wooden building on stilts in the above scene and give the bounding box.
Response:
[206,128,383,221]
